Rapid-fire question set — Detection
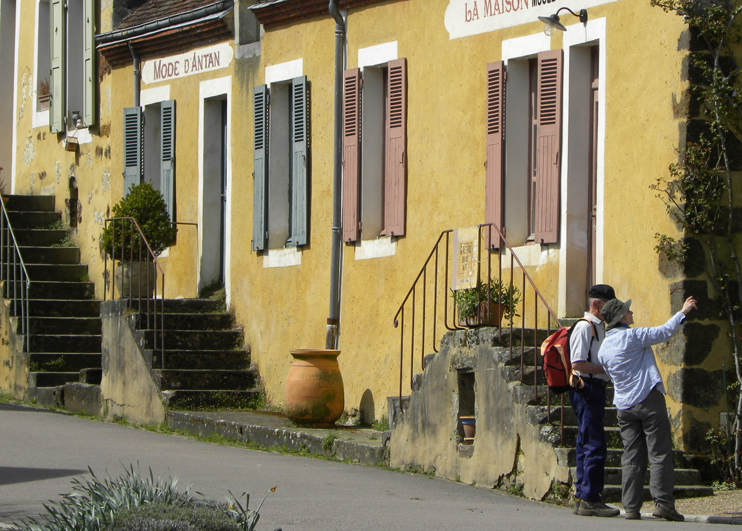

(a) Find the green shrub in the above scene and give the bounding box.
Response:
[101,182,177,260]
[11,466,274,531]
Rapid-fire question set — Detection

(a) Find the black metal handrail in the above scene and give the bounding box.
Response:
[0,199,30,350]
[103,217,165,359]
[393,223,566,436]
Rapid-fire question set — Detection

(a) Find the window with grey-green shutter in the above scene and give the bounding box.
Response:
[82,0,95,127]
[160,100,176,221]
[49,0,65,133]
[287,75,309,247]
[252,85,269,252]
[123,107,142,194]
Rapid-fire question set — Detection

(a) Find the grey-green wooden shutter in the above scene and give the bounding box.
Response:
[161,100,176,221]
[49,0,65,133]
[83,0,95,126]
[252,85,269,251]
[534,50,563,245]
[123,107,142,194]
[288,75,309,247]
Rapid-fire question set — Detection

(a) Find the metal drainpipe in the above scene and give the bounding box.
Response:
[129,43,140,107]
[326,0,345,350]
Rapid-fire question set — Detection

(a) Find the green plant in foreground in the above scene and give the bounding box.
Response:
[11,465,276,531]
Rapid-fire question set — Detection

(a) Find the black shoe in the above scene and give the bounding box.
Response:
[578,500,620,517]
[625,512,641,520]
[652,504,684,522]
[573,499,581,515]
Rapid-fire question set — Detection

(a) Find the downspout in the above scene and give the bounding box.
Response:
[129,43,140,107]
[326,0,345,350]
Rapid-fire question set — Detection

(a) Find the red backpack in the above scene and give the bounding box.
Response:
[541,319,597,394]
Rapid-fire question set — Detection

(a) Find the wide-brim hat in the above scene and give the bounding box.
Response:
[602,298,632,329]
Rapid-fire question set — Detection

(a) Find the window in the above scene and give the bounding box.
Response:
[252,76,310,251]
[486,50,562,247]
[122,101,176,219]
[342,58,407,242]
[49,0,95,132]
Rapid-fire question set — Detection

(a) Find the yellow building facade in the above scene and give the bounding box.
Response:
[0,0,726,452]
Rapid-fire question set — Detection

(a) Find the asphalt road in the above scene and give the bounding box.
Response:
[0,403,724,530]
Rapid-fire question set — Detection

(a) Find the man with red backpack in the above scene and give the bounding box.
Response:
[570,284,620,517]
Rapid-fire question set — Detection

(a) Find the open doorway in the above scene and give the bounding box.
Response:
[0,0,17,190]
[200,95,228,291]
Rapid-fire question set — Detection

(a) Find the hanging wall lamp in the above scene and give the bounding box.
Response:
[538,7,588,36]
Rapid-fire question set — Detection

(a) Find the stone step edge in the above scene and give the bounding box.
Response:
[165,411,389,467]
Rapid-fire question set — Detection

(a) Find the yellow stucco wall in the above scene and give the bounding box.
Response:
[5,0,729,450]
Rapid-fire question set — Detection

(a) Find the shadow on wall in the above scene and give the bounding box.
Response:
[360,389,375,425]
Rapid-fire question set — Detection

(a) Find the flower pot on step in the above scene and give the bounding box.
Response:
[114,261,158,298]
[460,415,476,441]
[458,301,505,328]
[285,349,344,428]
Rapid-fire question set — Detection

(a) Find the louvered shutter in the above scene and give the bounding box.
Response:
[123,107,142,194]
[161,100,176,221]
[252,85,269,252]
[381,58,407,237]
[82,0,95,126]
[288,76,309,247]
[534,50,563,245]
[343,69,361,243]
[485,61,505,250]
[49,0,65,133]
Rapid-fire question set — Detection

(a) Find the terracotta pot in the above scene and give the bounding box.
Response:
[114,261,158,298]
[458,301,505,328]
[285,349,344,427]
[460,416,476,439]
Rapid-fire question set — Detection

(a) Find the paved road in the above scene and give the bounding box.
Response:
[0,403,722,530]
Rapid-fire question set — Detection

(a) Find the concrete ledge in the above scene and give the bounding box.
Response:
[27,386,64,407]
[63,383,103,416]
[166,411,388,466]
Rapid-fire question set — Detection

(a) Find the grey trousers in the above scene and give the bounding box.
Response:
[616,387,675,512]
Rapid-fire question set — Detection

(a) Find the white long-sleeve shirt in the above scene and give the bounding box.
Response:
[598,312,685,410]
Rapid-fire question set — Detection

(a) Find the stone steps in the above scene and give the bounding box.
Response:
[152,349,250,371]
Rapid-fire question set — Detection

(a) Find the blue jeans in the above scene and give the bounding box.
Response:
[570,379,607,502]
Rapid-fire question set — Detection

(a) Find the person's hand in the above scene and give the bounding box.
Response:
[681,296,698,315]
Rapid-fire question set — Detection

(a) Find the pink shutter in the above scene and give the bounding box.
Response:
[485,61,505,250]
[534,50,563,245]
[382,58,407,237]
[343,68,362,243]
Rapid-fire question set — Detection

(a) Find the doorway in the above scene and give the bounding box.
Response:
[200,95,228,290]
[586,47,599,292]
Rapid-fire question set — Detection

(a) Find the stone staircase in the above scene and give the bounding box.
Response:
[505,345,712,501]
[397,327,713,503]
[2,195,102,403]
[128,297,258,410]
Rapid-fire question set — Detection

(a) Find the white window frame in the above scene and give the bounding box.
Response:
[262,59,303,268]
[32,0,50,129]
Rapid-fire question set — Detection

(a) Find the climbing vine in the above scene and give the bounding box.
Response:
[650,0,742,486]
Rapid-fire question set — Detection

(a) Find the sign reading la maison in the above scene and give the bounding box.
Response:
[444,0,617,39]
[142,43,234,84]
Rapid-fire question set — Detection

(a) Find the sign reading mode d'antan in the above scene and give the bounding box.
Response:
[142,43,234,84]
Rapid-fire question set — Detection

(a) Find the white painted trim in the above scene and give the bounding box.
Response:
[263,247,301,268]
[502,244,556,269]
[265,58,303,84]
[358,41,398,68]
[355,237,396,260]
[140,85,171,106]
[198,75,232,305]
[557,17,607,315]
[502,32,550,62]
[10,2,20,193]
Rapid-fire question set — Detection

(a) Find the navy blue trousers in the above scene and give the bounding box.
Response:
[569,380,607,502]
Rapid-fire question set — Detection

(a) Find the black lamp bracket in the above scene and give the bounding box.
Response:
[554,7,588,23]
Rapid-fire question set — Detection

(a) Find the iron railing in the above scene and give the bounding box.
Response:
[0,198,31,350]
[393,223,566,436]
[103,217,165,359]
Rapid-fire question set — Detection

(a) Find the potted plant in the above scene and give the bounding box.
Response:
[38,79,50,111]
[452,278,521,327]
[101,182,177,296]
